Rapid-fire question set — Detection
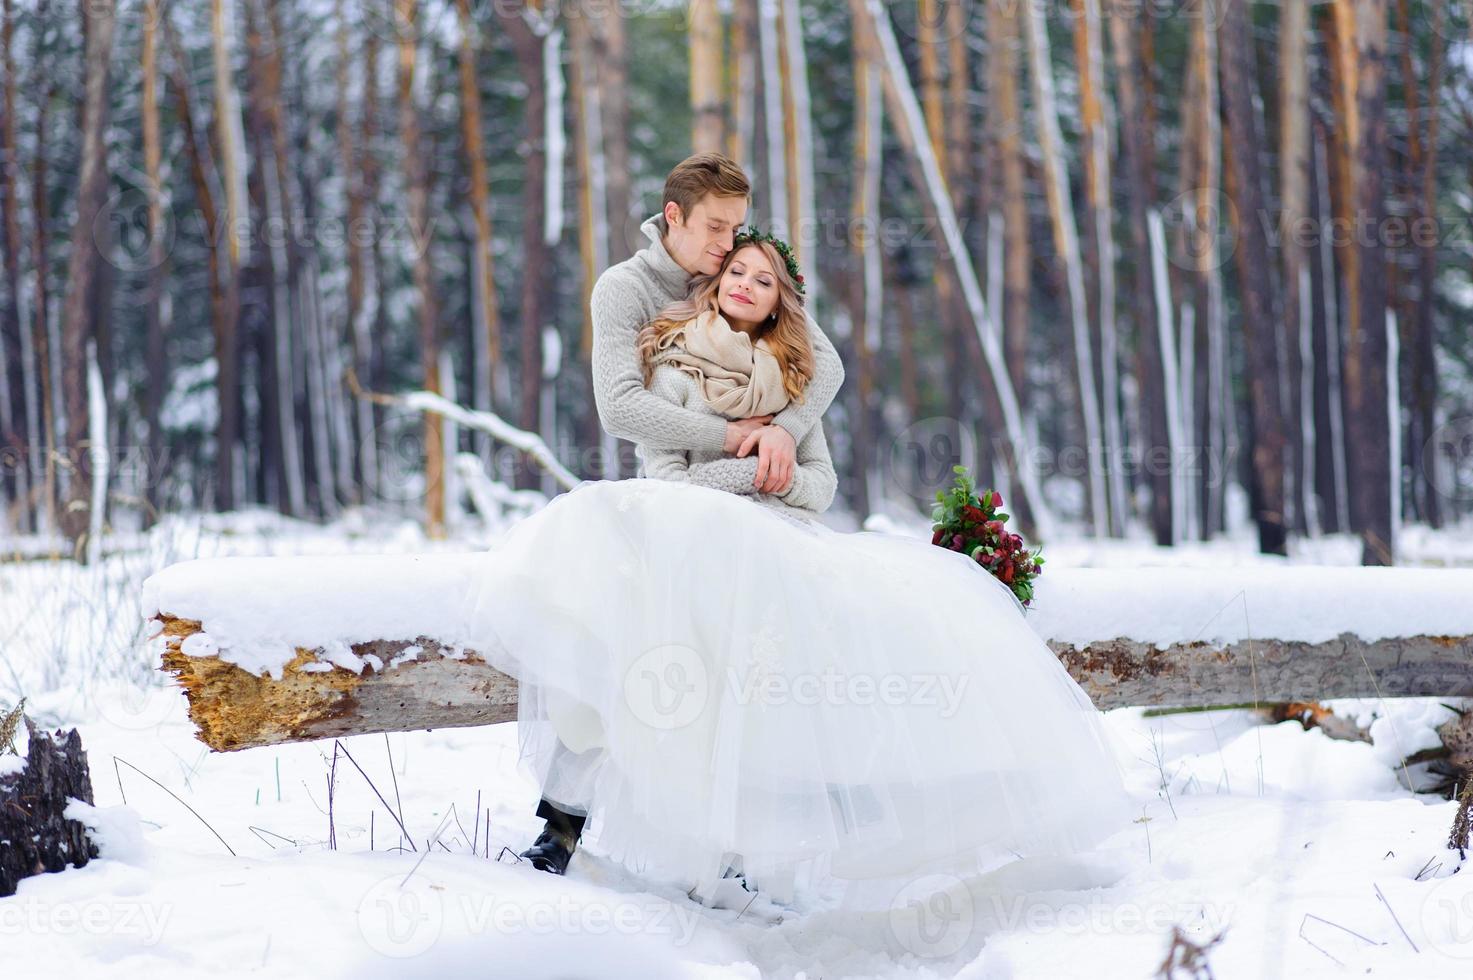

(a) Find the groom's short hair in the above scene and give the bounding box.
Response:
[663,153,750,222]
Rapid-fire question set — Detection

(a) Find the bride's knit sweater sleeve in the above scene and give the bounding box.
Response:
[644,365,837,514]
[768,311,844,446]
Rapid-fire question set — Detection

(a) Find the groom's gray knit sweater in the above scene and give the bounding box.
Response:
[591,214,845,480]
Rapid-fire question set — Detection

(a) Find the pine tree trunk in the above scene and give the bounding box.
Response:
[1193,11,1230,540]
[1106,0,1170,545]
[29,0,56,534]
[360,25,386,495]
[920,0,968,449]
[398,0,444,534]
[1219,0,1289,555]
[0,0,27,531]
[569,0,608,466]
[503,3,551,494]
[241,19,279,511]
[1021,0,1107,537]
[988,0,1028,413]
[141,0,169,529]
[211,0,244,512]
[728,0,756,168]
[1310,115,1350,534]
[457,0,502,443]
[1172,19,1205,541]
[1342,0,1393,565]
[885,248,921,425]
[690,0,725,153]
[268,0,337,517]
[778,0,815,271]
[1279,0,1314,536]
[239,2,295,516]
[594,6,631,267]
[1073,0,1125,537]
[1402,0,1443,528]
[758,0,788,234]
[848,9,882,517]
[58,0,115,553]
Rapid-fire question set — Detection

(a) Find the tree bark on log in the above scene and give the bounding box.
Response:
[1,719,100,898]
[1053,633,1473,710]
[154,613,1473,753]
[156,616,517,752]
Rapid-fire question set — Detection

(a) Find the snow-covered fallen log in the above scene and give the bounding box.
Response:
[145,554,517,752]
[1033,565,1473,707]
[143,556,1473,752]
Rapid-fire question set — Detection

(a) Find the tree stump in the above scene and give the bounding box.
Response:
[0,718,101,898]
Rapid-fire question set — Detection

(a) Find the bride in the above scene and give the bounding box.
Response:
[464,229,1136,914]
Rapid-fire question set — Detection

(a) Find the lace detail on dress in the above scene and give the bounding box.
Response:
[612,480,662,513]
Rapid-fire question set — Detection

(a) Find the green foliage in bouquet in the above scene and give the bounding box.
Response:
[930,465,1045,608]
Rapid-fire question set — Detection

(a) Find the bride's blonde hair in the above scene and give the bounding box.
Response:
[636,240,814,402]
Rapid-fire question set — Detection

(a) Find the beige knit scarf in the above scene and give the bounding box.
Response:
[649,309,791,419]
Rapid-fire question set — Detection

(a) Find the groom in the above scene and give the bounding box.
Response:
[518,152,846,875]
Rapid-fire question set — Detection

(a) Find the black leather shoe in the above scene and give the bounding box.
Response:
[519,826,576,875]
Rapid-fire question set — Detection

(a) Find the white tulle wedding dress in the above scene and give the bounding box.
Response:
[464,477,1136,911]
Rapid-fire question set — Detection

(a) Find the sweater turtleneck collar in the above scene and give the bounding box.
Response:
[638,213,696,295]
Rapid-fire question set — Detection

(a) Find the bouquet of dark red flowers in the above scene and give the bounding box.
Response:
[930,464,1045,608]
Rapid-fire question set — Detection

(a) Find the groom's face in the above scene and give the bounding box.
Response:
[665,195,749,278]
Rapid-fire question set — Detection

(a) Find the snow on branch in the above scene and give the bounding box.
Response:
[347,368,579,491]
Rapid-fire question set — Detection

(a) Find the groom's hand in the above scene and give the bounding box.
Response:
[723,415,773,455]
[737,425,796,494]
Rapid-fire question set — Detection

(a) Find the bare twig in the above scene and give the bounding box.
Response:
[335,740,415,852]
[1373,882,1418,952]
[401,809,456,886]
[112,755,236,856]
[385,735,407,844]
[471,790,481,855]
[1297,910,1383,967]
[248,826,298,849]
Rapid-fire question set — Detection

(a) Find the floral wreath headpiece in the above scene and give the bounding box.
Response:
[732,225,806,299]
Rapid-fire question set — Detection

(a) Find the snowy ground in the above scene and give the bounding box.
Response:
[3,503,1473,978]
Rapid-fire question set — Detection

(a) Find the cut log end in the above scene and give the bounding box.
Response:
[154,615,518,753]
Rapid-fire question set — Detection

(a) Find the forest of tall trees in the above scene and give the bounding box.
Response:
[0,0,1469,566]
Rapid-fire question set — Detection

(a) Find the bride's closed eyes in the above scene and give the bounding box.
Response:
[727,262,773,289]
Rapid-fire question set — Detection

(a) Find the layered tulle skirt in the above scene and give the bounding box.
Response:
[463,478,1135,909]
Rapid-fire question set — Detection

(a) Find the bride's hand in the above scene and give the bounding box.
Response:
[737,425,796,494]
[723,415,774,454]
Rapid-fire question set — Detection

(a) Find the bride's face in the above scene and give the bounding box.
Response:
[717,246,780,327]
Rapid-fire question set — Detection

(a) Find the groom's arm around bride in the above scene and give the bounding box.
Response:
[589,153,844,490]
